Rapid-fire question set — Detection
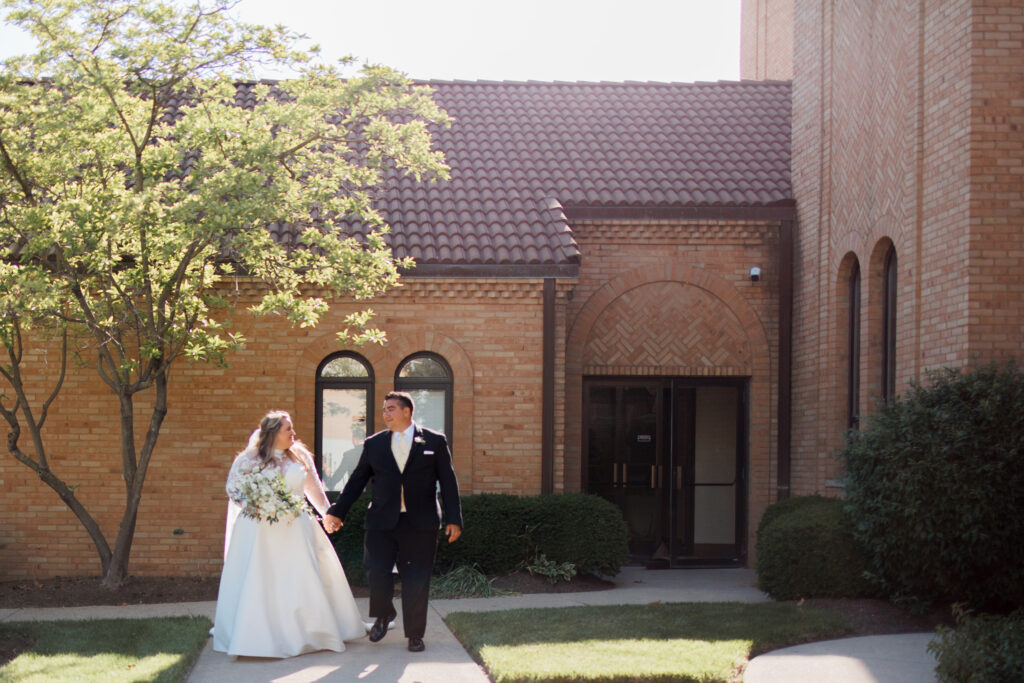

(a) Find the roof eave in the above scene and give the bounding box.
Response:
[562,202,796,222]
[401,263,580,278]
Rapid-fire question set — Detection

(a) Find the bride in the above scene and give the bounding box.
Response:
[212,411,367,658]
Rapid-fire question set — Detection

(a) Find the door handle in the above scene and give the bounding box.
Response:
[650,465,656,489]
[676,466,683,489]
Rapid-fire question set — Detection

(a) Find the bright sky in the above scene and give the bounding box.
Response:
[0,0,741,83]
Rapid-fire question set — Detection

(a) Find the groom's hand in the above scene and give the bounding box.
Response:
[323,514,343,534]
[445,524,461,543]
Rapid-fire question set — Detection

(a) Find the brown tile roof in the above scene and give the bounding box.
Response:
[376,80,792,275]
[150,80,791,276]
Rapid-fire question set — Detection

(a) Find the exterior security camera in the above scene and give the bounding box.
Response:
[749,266,761,282]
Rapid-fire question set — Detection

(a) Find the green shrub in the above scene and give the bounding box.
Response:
[524,493,629,576]
[434,493,532,574]
[523,553,577,584]
[757,493,836,532]
[756,495,878,600]
[929,607,1024,682]
[430,565,504,599]
[336,492,629,580]
[329,491,370,586]
[842,362,1024,612]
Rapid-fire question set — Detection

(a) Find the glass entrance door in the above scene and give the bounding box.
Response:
[584,378,747,567]
[584,382,665,562]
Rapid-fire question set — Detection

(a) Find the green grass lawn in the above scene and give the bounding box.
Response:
[445,602,853,683]
[0,616,211,683]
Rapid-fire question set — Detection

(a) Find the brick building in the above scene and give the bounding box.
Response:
[744,0,1024,495]
[3,0,1021,579]
[1,80,791,578]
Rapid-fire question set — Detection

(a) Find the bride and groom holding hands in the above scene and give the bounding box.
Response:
[212,391,462,658]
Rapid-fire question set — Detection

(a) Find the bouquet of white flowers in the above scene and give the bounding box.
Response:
[227,461,311,524]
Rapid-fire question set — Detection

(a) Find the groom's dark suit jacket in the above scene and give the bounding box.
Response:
[327,424,462,532]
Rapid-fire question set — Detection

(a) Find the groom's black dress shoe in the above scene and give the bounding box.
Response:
[369,611,396,642]
[408,637,425,652]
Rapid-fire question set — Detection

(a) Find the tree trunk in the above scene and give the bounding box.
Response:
[15,449,115,576]
[101,372,169,588]
[2,327,115,577]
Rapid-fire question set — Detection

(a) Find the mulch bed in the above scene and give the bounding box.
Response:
[491,571,614,594]
[0,571,611,610]
[801,597,953,635]
[0,575,225,608]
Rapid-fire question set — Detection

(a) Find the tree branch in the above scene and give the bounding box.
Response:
[0,131,35,202]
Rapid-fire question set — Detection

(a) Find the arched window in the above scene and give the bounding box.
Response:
[395,353,452,439]
[847,261,861,431]
[316,352,373,494]
[881,246,897,403]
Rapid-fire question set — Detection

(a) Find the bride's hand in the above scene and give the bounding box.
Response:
[323,514,343,533]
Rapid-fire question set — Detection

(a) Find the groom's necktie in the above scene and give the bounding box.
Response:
[392,431,411,512]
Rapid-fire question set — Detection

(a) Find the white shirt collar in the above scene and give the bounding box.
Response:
[392,423,415,440]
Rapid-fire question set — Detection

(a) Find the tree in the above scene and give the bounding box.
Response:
[0,0,449,587]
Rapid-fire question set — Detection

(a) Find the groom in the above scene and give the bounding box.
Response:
[324,391,462,652]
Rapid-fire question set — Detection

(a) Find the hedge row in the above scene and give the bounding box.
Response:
[330,492,629,586]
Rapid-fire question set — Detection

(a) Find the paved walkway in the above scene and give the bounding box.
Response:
[0,567,938,682]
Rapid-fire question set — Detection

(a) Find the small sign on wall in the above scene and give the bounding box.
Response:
[636,434,652,443]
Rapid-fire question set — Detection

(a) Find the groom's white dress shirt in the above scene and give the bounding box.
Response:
[391,424,414,512]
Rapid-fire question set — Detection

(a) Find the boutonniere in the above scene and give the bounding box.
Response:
[413,436,426,445]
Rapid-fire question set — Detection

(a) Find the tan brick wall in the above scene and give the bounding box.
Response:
[795,0,924,497]
[562,219,781,560]
[0,278,559,579]
[741,0,795,80]
[968,2,1024,359]
[788,0,1023,499]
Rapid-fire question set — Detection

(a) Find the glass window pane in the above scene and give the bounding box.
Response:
[321,388,367,491]
[399,357,447,378]
[320,357,368,378]
[407,388,446,435]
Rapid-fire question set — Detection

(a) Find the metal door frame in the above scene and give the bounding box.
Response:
[583,376,748,567]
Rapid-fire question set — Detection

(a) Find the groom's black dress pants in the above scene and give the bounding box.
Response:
[364,513,438,639]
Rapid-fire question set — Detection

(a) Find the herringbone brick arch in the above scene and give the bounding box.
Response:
[584,282,751,372]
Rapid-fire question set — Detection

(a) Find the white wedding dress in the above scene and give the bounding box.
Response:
[212,448,367,658]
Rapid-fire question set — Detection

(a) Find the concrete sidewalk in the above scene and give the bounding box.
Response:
[745,633,939,683]
[0,567,939,682]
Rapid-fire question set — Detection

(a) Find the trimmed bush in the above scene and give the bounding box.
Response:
[841,362,1024,612]
[335,492,629,581]
[756,495,877,600]
[929,608,1024,683]
[523,493,629,576]
[757,493,836,533]
[434,493,532,574]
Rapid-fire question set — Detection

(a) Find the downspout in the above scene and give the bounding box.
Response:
[541,277,555,494]
[777,217,794,499]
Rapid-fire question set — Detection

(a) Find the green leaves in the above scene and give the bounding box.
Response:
[1,0,449,390]
[841,362,1024,612]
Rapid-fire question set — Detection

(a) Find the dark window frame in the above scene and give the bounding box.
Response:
[394,352,453,440]
[847,261,861,431]
[881,247,898,403]
[314,351,374,481]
